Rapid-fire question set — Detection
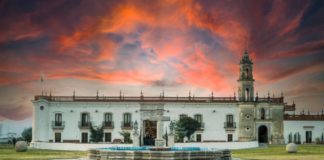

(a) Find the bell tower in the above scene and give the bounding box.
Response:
[238,50,254,101]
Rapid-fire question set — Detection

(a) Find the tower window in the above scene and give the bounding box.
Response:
[261,108,265,120]
[245,68,249,78]
[245,88,250,101]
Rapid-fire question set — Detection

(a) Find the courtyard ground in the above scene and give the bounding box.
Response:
[0,144,324,160]
[232,144,324,160]
[0,144,87,160]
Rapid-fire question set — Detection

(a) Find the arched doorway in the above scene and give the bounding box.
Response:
[258,125,268,143]
[143,120,157,146]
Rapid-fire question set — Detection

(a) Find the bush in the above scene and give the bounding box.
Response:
[119,131,132,143]
[175,117,201,142]
[21,127,32,143]
[90,125,104,143]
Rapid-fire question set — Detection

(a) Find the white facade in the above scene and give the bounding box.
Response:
[31,100,240,144]
[284,120,324,144]
[31,51,324,149]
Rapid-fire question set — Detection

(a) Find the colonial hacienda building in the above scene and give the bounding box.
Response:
[31,51,324,148]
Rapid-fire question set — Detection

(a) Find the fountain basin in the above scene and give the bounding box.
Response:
[89,147,231,160]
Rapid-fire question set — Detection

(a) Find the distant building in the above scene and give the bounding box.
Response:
[31,51,324,146]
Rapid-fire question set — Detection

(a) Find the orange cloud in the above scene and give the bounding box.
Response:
[174,46,233,94]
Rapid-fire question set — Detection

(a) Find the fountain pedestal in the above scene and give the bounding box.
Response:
[133,133,140,146]
[168,134,174,147]
[155,139,165,147]
[133,120,140,147]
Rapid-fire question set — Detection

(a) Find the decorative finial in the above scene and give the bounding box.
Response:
[267,91,270,97]
[162,90,164,98]
[73,89,75,98]
[49,89,52,97]
[119,90,122,99]
[96,90,99,99]
[140,90,143,99]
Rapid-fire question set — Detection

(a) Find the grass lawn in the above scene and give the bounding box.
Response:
[1,144,324,160]
[232,144,324,160]
[0,144,87,160]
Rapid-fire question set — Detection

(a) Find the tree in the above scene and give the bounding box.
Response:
[119,131,132,143]
[90,125,104,143]
[22,127,32,143]
[175,117,201,142]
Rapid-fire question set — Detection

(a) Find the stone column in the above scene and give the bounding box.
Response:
[155,110,165,147]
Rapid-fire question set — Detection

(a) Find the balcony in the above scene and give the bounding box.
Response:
[224,122,236,131]
[102,121,114,129]
[121,121,133,130]
[197,122,205,131]
[78,121,91,129]
[51,121,65,129]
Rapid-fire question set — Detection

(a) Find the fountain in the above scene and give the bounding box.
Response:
[88,147,231,160]
[88,121,231,160]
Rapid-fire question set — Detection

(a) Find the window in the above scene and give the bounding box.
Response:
[104,113,113,127]
[194,114,202,123]
[227,134,233,142]
[81,132,88,143]
[104,113,113,122]
[54,132,61,143]
[179,114,187,119]
[226,115,234,127]
[245,88,250,101]
[55,113,62,126]
[123,113,132,127]
[196,134,201,142]
[81,113,90,126]
[306,131,312,143]
[105,132,112,142]
[261,108,265,120]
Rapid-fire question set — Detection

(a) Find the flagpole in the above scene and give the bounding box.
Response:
[40,72,44,96]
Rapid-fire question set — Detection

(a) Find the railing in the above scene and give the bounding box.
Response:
[255,97,284,103]
[34,95,284,104]
[197,122,205,130]
[78,121,91,129]
[284,104,296,111]
[284,114,324,121]
[51,121,65,129]
[102,121,114,129]
[121,121,133,129]
[224,122,236,129]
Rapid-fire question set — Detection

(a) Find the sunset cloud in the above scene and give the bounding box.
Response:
[0,0,323,120]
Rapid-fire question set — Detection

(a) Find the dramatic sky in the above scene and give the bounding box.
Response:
[0,0,323,134]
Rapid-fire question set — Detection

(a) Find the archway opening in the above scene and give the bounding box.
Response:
[143,120,157,146]
[258,125,268,143]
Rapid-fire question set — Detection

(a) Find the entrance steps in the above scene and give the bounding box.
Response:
[259,143,268,148]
